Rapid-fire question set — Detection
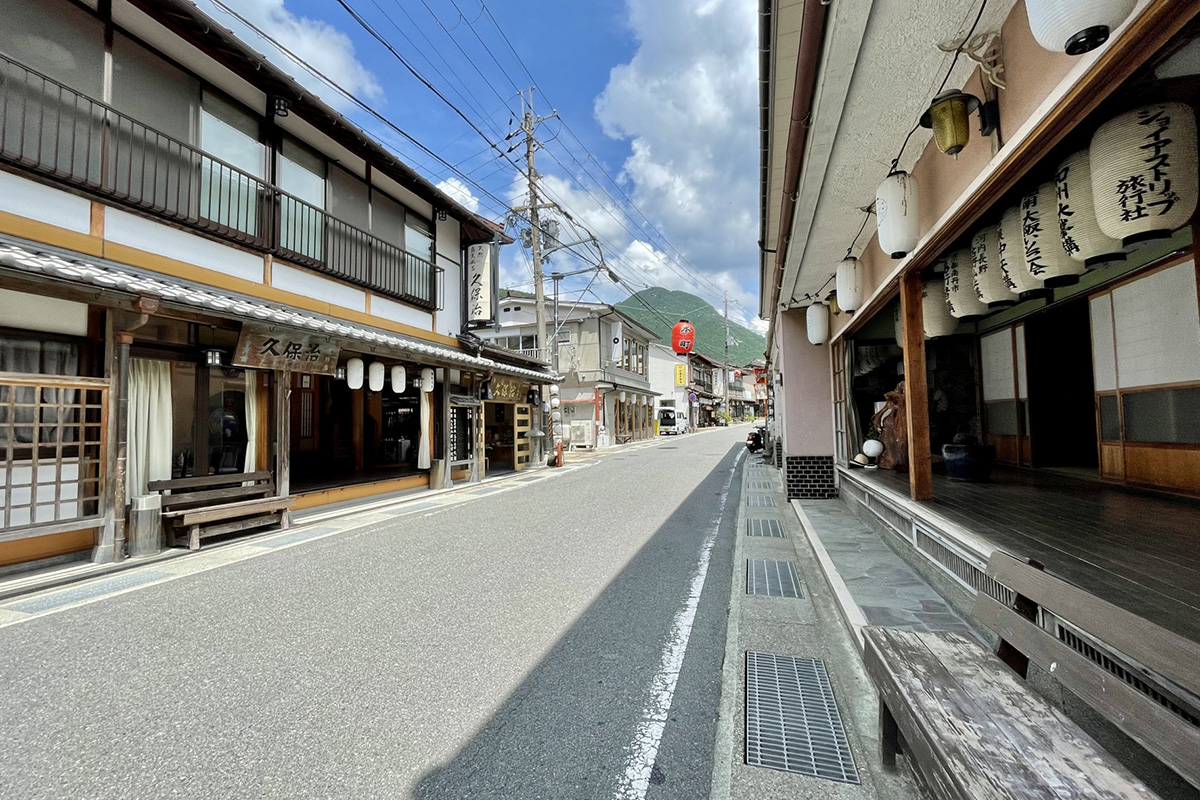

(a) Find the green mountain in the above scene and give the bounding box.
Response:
[615,288,766,366]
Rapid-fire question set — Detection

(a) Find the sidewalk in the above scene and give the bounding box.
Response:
[710,454,920,800]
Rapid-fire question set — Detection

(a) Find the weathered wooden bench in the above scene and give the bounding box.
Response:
[864,551,1200,800]
[148,471,294,551]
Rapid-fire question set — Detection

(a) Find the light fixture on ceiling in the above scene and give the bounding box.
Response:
[1026,0,1135,55]
[919,90,998,157]
[272,96,291,117]
[204,348,224,366]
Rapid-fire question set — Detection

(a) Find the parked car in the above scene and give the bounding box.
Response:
[658,408,686,435]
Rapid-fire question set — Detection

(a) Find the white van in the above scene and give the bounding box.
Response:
[658,407,686,435]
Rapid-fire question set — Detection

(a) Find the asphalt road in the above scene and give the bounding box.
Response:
[0,428,748,800]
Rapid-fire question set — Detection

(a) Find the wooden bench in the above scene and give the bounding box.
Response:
[863,551,1200,800]
[148,471,294,551]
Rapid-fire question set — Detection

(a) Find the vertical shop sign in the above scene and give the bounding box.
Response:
[466,244,494,323]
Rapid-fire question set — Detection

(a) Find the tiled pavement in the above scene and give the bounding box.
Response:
[799,500,979,640]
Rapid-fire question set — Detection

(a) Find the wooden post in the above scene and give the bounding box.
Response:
[352,385,364,473]
[274,371,291,529]
[110,331,133,561]
[95,313,119,564]
[899,272,933,501]
[440,375,452,489]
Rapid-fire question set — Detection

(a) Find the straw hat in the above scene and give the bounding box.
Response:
[852,453,869,466]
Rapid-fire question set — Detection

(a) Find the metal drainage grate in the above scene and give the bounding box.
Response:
[747,495,776,508]
[747,480,772,491]
[747,560,802,597]
[746,518,784,538]
[746,652,860,784]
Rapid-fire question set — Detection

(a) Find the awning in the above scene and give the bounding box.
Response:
[0,239,557,383]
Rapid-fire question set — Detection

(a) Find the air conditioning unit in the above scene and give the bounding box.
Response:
[569,419,596,450]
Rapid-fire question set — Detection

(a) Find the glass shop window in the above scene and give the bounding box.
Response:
[278,138,326,261]
[200,92,265,237]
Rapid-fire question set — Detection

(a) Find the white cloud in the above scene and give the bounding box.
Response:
[199,0,382,110]
[436,177,480,213]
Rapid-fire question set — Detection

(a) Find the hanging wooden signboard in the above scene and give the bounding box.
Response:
[490,376,529,402]
[233,326,340,374]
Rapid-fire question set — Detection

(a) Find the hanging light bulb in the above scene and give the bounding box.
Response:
[836,257,863,311]
[998,205,1048,300]
[1026,0,1135,55]
[346,357,364,390]
[875,171,920,257]
[806,302,830,346]
[971,225,1015,308]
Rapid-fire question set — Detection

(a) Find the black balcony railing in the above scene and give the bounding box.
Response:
[0,54,441,310]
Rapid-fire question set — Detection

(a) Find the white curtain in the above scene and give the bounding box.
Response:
[127,359,173,503]
[243,371,258,475]
[418,389,432,470]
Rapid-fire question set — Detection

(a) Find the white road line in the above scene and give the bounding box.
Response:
[614,448,745,800]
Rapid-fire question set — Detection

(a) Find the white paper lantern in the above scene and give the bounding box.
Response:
[971,226,1014,308]
[619,391,627,402]
[551,410,562,423]
[346,357,364,390]
[1055,150,1125,267]
[390,365,406,393]
[1090,102,1199,246]
[923,279,958,338]
[550,397,560,408]
[806,302,830,346]
[836,258,862,312]
[944,250,988,320]
[876,171,919,258]
[1026,0,1135,55]
[1022,182,1086,287]
[549,384,559,396]
[368,361,385,392]
[420,367,434,392]
[998,205,1047,299]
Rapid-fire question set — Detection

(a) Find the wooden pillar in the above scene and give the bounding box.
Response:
[274,370,291,529]
[109,330,132,562]
[351,385,364,472]
[440,375,452,489]
[899,272,933,501]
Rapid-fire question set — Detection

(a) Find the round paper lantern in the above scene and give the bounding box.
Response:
[1090,102,1198,246]
[922,279,958,338]
[876,171,919,258]
[807,302,830,346]
[368,361,385,392]
[420,367,434,392]
[1026,0,1135,55]
[671,320,695,355]
[345,357,364,390]
[971,226,1015,308]
[998,205,1047,299]
[549,383,559,396]
[551,410,562,423]
[1055,150,1125,267]
[550,397,560,408]
[1022,182,1085,287]
[836,258,862,312]
[944,250,988,320]
[390,365,406,393]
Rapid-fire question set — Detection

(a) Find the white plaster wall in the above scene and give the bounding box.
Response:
[778,309,834,457]
[105,208,263,283]
[0,289,89,335]
[371,294,434,329]
[0,171,92,234]
[271,262,365,312]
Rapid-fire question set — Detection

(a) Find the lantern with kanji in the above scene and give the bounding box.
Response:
[671,319,695,355]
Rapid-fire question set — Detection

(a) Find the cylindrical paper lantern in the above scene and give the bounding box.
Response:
[368,361,385,392]
[549,383,559,396]
[836,258,862,312]
[998,205,1047,299]
[876,171,919,258]
[1055,150,1125,267]
[1090,102,1199,246]
[1022,182,1086,287]
[620,391,627,402]
[923,279,958,338]
[1026,0,1135,55]
[971,226,1015,308]
[807,302,830,346]
[944,250,988,320]
[420,367,434,392]
[390,365,406,393]
[550,397,560,408]
[671,320,695,354]
[346,357,364,390]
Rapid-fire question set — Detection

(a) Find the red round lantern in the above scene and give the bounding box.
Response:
[671,319,695,355]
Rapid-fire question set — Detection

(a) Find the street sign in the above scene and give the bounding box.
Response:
[688,392,698,403]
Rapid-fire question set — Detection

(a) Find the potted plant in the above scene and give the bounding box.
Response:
[862,426,884,467]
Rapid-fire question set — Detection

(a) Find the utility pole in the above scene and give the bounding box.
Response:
[723,293,731,422]
[513,89,557,364]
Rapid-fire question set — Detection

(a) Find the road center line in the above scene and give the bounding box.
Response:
[614,448,745,800]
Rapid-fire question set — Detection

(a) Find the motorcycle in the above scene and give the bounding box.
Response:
[746,425,765,454]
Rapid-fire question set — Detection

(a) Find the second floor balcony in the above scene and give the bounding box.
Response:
[0,54,442,311]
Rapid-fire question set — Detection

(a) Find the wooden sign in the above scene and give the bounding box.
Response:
[491,376,529,402]
[466,244,494,323]
[233,326,340,374]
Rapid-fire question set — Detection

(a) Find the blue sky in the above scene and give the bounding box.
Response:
[201,0,762,329]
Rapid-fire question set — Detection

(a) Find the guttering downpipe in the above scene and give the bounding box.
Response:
[758,0,773,304]
[764,0,828,359]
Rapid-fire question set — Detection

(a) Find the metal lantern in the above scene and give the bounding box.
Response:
[998,205,1048,299]
[923,279,958,338]
[971,225,1015,308]
[876,171,920,258]
[806,302,830,346]
[1022,182,1086,287]
[921,92,979,157]
[346,357,364,390]
[368,361,385,393]
[836,258,863,312]
[944,250,988,320]
[420,367,434,393]
[391,365,406,393]
[1055,150,1125,267]
[671,320,695,355]
[1026,0,1135,55]
[1090,102,1199,246]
